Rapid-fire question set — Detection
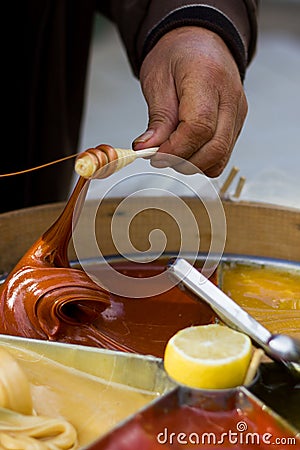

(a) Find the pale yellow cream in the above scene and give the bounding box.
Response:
[0,344,158,448]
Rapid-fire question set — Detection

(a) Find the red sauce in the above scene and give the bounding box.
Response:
[87,261,216,356]
[89,388,300,449]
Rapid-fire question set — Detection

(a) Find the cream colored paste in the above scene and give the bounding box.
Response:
[0,344,158,448]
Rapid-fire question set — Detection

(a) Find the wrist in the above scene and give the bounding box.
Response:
[140,5,248,81]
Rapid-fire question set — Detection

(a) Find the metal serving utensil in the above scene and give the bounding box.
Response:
[168,258,300,381]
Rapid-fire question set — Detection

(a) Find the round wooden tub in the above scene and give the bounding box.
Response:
[0,198,299,275]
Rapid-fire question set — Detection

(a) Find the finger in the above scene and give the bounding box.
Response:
[150,85,219,167]
[133,78,179,151]
[177,93,247,177]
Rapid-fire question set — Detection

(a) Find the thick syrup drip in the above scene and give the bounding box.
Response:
[0,142,218,355]
[0,176,129,349]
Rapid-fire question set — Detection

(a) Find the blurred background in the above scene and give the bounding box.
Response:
[75,0,300,209]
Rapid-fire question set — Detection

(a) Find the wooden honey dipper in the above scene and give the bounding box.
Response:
[75,144,159,179]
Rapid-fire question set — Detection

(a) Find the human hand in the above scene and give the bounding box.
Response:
[133,26,248,177]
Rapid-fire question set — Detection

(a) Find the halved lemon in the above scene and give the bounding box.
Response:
[164,324,252,389]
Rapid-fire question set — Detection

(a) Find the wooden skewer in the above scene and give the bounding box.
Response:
[233,176,246,199]
[75,145,159,179]
[243,348,265,386]
[219,166,239,196]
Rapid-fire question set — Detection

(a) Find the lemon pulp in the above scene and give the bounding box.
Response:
[164,324,252,389]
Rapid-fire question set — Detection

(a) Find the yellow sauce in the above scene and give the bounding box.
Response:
[220,263,300,339]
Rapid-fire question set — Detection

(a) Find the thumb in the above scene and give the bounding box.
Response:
[133,98,178,151]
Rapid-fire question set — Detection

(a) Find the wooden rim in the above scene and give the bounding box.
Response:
[0,199,299,274]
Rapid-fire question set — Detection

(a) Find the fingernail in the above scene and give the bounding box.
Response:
[133,129,154,144]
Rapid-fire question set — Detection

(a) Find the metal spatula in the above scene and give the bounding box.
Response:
[168,258,300,381]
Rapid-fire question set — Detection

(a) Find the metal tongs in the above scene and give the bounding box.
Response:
[168,258,300,381]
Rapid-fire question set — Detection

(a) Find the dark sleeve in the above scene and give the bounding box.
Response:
[99,0,259,80]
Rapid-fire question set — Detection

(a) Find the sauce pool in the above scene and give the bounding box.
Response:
[89,387,300,449]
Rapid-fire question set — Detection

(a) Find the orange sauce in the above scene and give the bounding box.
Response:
[220,262,300,339]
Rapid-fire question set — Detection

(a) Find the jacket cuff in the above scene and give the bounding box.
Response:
[136,1,257,81]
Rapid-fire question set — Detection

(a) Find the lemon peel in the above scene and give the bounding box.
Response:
[164,324,252,389]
